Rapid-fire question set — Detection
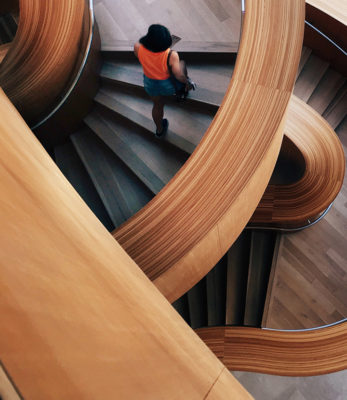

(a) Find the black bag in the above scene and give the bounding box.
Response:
[167,50,196,102]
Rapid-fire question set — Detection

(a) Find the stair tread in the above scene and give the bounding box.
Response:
[0,13,17,43]
[243,231,277,327]
[206,256,228,327]
[54,141,114,231]
[225,231,251,326]
[71,127,153,227]
[296,46,312,79]
[294,54,329,102]
[85,108,188,194]
[101,58,232,107]
[102,40,239,53]
[322,82,347,129]
[307,68,346,115]
[187,278,207,330]
[96,84,214,154]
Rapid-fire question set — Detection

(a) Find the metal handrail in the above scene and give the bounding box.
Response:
[31,0,95,130]
[305,20,347,56]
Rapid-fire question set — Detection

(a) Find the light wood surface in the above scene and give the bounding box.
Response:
[306,0,347,25]
[196,322,347,376]
[113,0,305,303]
[0,88,252,400]
[0,0,85,123]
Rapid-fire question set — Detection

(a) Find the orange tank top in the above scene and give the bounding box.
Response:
[138,45,170,80]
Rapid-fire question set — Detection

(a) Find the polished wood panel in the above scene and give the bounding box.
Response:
[196,323,347,376]
[0,88,251,400]
[113,0,305,303]
[0,0,85,123]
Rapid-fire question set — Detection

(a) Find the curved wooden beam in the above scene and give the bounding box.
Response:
[0,88,252,400]
[196,322,347,376]
[250,95,345,229]
[0,0,85,124]
[113,0,306,303]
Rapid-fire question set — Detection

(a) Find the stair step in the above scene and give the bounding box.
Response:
[206,255,228,326]
[102,40,239,54]
[294,54,329,102]
[95,88,196,153]
[322,82,347,129]
[172,294,190,325]
[261,234,283,327]
[101,58,231,108]
[85,108,188,194]
[335,116,346,139]
[225,231,252,326]
[54,141,115,232]
[187,278,207,329]
[307,68,346,115]
[0,13,17,44]
[96,84,214,154]
[296,46,312,79]
[71,127,153,228]
[243,231,278,327]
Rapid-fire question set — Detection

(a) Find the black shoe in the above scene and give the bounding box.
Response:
[155,118,169,137]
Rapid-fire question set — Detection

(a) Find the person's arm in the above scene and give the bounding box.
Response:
[134,42,140,58]
[169,51,187,84]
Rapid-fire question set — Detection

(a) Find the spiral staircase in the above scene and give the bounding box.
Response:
[53,39,346,331]
[0,0,346,399]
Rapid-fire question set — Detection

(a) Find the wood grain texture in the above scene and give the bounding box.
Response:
[113,0,305,303]
[250,95,345,228]
[0,88,252,400]
[196,323,347,376]
[0,0,85,124]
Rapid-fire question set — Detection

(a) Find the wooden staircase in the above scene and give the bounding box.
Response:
[54,44,346,333]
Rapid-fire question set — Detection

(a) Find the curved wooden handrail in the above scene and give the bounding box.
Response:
[196,322,347,376]
[250,95,345,229]
[113,0,306,303]
[0,88,252,399]
[0,0,85,124]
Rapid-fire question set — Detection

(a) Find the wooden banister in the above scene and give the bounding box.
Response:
[196,322,347,376]
[113,0,306,303]
[0,0,85,124]
[0,88,252,400]
[250,95,345,229]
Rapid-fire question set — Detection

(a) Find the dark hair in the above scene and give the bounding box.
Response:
[139,24,172,53]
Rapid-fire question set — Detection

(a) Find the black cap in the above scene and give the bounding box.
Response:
[139,24,172,52]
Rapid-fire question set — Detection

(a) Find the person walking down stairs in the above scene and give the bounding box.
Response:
[134,24,196,137]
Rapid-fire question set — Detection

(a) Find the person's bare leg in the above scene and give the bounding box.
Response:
[151,96,165,132]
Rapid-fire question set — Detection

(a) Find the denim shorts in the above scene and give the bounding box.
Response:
[143,75,185,97]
